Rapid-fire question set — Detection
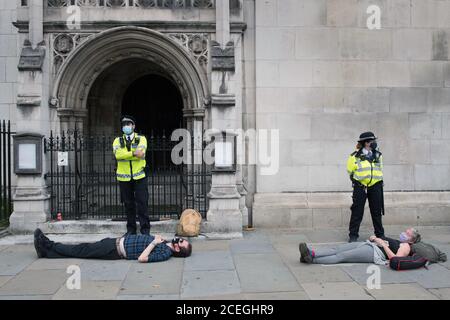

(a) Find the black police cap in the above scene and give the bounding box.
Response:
[358,131,377,142]
[120,115,136,125]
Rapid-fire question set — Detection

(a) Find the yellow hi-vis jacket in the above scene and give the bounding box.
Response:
[346,150,383,187]
[113,133,147,182]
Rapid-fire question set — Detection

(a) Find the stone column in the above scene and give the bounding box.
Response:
[9,0,50,233]
[205,0,243,237]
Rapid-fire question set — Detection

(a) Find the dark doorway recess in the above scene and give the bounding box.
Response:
[121,74,184,137]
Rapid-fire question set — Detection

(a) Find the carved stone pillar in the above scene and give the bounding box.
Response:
[205,1,243,237]
[9,0,50,233]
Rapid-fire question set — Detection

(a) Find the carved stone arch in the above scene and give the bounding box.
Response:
[51,26,210,130]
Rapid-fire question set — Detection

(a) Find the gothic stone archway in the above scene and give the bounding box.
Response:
[51,26,210,132]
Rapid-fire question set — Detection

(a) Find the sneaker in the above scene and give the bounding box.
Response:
[299,242,313,263]
[33,229,45,258]
[38,232,54,250]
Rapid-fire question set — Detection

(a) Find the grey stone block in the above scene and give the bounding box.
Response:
[296,28,339,59]
[340,29,392,60]
[255,28,295,60]
[443,114,450,138]
[445,62,450,87]
[327,0,358,27]
[53,281,121,300]
[410,62,444,87]
[277,0,327,27]
[234,253,301,292]
[120,259,184,295]
[411,0,450,28]
[312,208,343,228]
[432,30,449,61]
[414,165,450,191]
[390,88,428,113]
[0,270,67,296]
[346,88,390,113]
[376,62,411,87]
[279,61,313,87]
[255,0,277,26]
[409,113,442,139]
[393,29,432,60]
[430,141,450,164]
[428,88,450,112]
[184,250,235,271]
[181,270,241,298]
[418,206,450,226]
[0,295,52,300]
[312,61,343,87]
[342,62,378,87]
[302,282,374,300]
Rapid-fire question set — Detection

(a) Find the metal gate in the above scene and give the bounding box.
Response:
[0,120,13,228]
[44,130,211,221]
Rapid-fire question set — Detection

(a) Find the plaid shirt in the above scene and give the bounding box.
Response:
[123,234,173,263]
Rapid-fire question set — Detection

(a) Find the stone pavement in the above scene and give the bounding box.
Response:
[1,226,450,300]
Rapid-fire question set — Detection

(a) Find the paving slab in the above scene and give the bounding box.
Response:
[272,243,303,269]
[407,264,450,289]
[26,258,84,271]
[291,265,353,284]
[189,240,229,251]
[428,288,450,300]
[0,246,8,252]
[120,259,184,295]
[301,282,374,300]
[0,295,53,300]
[342,264,416,285]
[234,253,301,293]
[184,250,235,272]
[0,270,67,296]
[302,229,349,244]
[0,245,37,276]
[53,281,122,300]
[230,239,275,254]
[244,291,309,300]
[0,276,12,288]
[117,294,180,300]
[187,293,247,300]
[79,260,131,281]
[181,270,241,298]
[366,284,438,300]
[267,233,309,246]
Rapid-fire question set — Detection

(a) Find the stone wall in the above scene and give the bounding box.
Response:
[254,0,450,193]
[0,0,18,126]
[252,0,450,227]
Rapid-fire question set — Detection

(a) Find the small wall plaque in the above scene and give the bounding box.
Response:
[18,41,46,71]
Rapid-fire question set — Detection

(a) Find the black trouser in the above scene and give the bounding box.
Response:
[119,177,150,234]
[349,181,385,239]
[45,238,121,260]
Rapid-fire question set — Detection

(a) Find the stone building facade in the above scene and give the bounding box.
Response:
[0,0,449,235]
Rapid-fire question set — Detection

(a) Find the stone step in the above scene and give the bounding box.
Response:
[39,220,178,235]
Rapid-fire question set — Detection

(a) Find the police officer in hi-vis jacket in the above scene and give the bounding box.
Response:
[113,116,150,236]
[347,132,385,242]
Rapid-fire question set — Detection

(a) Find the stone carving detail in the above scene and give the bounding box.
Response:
[211,40,235,72]
[47,0,215,8]
[168,33,209,71]
[52,33,95,75]
[18,40,46,71]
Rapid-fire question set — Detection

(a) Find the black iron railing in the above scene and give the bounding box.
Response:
[0,120,13,229]
[44,130,211,221]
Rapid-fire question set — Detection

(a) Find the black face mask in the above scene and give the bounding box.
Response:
[370,142,378,150]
